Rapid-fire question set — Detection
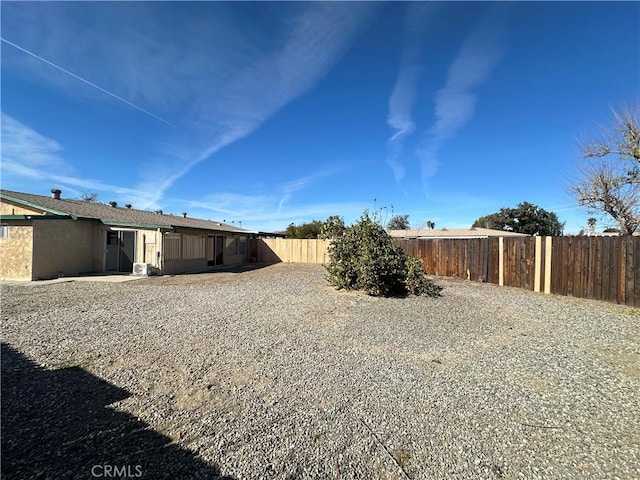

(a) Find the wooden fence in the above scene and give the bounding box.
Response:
[249,238,329,264]
[396,236,639,306]
[249,236,639,306]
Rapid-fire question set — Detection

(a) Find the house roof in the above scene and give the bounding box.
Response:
[388,227,530,239]
[0,189,254,234]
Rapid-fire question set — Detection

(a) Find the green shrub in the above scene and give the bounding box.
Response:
[322,211,442,298]
[405,256,443,297]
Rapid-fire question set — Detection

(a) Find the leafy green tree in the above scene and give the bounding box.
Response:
[320,215,345,239]
[322,211,442,297]
[472,211,510,231]
[285,220,324,239]
[472,202,564,236]
[387,214,410,230]
[570,104,640,235]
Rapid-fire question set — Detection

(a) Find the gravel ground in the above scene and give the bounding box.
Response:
[2,263,639,480]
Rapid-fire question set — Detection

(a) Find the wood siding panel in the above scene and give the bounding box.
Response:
[164,236,181,261]
[182,234,205,260]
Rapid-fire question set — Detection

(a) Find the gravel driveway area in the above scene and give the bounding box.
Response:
[2,263,639,479]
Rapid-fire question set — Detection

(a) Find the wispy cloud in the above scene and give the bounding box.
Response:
[276,168,342,214]
[0,111,345,223]
[417,6,509,193]
[0,38,177,127]
[188,192,367,232]
[0,113,153,204]
[1,113,69,173]
[152,3,375,206]
[278,177,313,214]
[2,2,376,208]
[386,3,435,183]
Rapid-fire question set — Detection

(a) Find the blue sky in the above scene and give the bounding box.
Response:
[1,1,638,233]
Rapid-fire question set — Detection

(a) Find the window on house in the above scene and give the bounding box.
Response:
[107,231,119,245]
[238,236,247,255]
[0,224,8,239]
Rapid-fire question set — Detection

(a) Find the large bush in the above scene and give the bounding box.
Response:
[322,212,442,297]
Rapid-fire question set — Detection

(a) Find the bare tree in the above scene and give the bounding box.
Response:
[570,104,640,235]
[76,192,101,203]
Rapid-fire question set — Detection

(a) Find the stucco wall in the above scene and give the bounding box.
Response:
[31,219,103,280]
[138,229,161,267]
[0,199,45,215]
[0,224,33,280]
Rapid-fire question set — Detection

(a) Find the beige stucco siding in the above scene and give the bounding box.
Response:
[31,219,103,280]
[138,229,161,267]
[122,228,163,271]
[0,224,34,280]
[0,199,47,215]
[1,194,250,278]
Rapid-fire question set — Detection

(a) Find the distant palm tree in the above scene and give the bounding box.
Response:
[426,221,435,230]
[587,217,597,235]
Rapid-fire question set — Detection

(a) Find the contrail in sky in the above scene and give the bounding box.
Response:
[0,37,177,127]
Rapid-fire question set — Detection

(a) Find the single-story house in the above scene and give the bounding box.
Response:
[0,189,255,280]
[388,227,530,240]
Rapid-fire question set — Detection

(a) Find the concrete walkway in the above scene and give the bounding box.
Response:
[1,274,145,287]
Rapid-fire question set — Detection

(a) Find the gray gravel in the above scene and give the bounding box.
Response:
[2,263,639,479]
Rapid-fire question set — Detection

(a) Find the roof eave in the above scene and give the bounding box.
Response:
[171,225,256,235]
[0,214,75,221]
[0,192,72,217]
[102,220,172,229]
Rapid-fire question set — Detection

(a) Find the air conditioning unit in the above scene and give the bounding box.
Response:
[132,263,152,276]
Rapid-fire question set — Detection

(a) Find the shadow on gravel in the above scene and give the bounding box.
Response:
[169,262,274,276]
[135,262,279,285]
[1,343,235,480]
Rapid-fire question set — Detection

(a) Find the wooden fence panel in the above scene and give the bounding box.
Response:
[617,239,626,304]
[602,239,612,302]
[500,237,534,290]
[567,237,575,297]
[595,236,604,301]
[535,237,547,292]
[488,238,499,284]
[249,238,329,264]
[631,237,640,307]
[401,236,638,306]
[624,237,635,306]
[546,236,640,305]
[395,238,492,282]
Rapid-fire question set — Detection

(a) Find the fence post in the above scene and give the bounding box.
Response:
[534,236,542,292]
[499,237,504,286]
[544,236,552,294]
